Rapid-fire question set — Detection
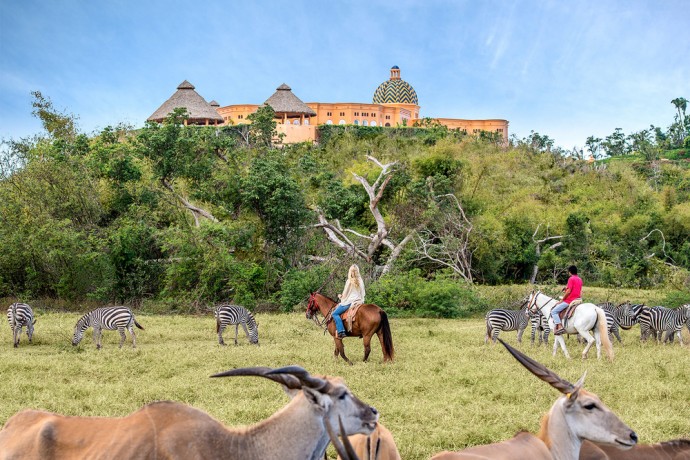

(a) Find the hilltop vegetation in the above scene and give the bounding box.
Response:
[1,94,689,315]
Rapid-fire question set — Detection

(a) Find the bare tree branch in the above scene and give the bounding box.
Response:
[161,178,218,227]
[529,223,564,284]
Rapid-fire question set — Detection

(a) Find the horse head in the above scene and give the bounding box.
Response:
[306,292,318,319]
[527,290,541,314]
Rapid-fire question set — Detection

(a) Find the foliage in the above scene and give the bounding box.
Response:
[367,270,484,318]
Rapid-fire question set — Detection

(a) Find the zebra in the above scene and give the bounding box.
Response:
[214,304,259,346]
[596,302,625,343]
[72,307,144,349]
[638,305,690,345]
[484,305,529,344]
[7,303,36,348]
[529,308,550,346]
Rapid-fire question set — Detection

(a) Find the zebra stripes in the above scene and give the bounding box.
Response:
[485,306,529,344]
[596,302,627,343]
[7,303,35,348]
[637,305,690,345]
[215,305,259,346]
[529,309,550,346]
[72,307,144,349]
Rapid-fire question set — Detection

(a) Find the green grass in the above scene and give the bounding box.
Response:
[1,312,689,459]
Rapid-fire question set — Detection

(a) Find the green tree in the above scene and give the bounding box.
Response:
[601,128,628,157]
[248,104,279,148]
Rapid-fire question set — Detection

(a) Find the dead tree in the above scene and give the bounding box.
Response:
[314,156,413,277]
[161,178,218,227]
[529,223,563,284]
[414,193,474,283]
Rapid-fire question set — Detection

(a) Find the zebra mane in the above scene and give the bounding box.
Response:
[246,311,258,329]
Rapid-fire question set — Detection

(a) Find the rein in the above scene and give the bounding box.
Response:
[529,292,559,314]
[308,294,336,335]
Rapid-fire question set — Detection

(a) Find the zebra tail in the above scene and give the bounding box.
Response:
[595,307,614,361]
[134,318,145,330]
[216,315,220,334]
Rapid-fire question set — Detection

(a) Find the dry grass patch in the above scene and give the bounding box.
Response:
[0,312,688,459]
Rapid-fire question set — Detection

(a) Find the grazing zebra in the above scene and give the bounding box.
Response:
[596,302,624,343]
[484,305,529,344]
[72,307,144,349]
[214,305,259,346]
[529,309,550,346]
[639,305,690,345]
[6,303,36,348]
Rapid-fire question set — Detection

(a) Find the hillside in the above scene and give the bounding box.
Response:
[1,100,689,315]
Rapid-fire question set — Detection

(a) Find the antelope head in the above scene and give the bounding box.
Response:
[211,365,378,437]
[498,339,638,450]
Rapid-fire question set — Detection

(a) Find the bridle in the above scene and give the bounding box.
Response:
[307,293,335,334]
[528,290,559,314]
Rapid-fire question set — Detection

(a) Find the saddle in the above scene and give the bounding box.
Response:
[344,303,364,332]
[558,298,583,322]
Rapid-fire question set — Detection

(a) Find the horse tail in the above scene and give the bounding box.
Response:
[379,311,395,362]
[596,307,614,361]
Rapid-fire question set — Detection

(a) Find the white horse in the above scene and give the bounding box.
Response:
[527,290,614,361]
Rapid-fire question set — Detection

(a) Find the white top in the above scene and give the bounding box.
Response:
[339,276,365,308]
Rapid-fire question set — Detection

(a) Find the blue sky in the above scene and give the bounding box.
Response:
[1,0,688,150]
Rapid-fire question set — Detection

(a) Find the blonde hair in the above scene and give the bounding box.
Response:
[348,264,361,288]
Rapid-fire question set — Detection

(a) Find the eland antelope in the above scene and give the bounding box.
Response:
[430,339,637,460]
[580,438,690,459]
[337,422,401,460]
[0,365,378,460]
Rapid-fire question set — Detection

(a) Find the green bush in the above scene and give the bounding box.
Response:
[367,270,484,318]
[279,265,331,312]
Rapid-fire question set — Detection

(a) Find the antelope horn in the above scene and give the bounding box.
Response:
[210,366,302,390]
[498,339,575,395]
[266,365,333,392]
[325,415,360,460]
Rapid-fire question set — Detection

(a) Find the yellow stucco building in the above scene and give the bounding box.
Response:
[149,67,509,143]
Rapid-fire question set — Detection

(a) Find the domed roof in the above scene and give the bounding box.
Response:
[372,66,418,105]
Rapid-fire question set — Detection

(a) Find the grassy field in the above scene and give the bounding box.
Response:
[1,312,688,459]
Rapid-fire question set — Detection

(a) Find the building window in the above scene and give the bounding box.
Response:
[363,120,368,126]
[385,123,391,127]
[372,113,376,117]
[304,119,310,125]
[496,128,504,133]
[354,120,359,125]
[340,112,345,116]
[293,119,300,125]
[385,115,390,120]
[339,119,346,125]
[326,120,333,125]
[327,112,332,116]
[371,121,377,127]
[354,112,359,116]
[238,115,243,119]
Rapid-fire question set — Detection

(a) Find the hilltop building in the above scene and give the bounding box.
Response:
[147,67,509,143]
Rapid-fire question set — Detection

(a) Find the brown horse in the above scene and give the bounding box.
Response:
[306,293,394,364]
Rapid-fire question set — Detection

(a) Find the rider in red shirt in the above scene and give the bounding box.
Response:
[552,265,582,335]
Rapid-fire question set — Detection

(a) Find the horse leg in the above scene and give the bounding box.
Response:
[336,338,352,365]
[362,333,372,362]
[579,328,596,359]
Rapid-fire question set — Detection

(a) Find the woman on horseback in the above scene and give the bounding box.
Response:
[333,264,365,338]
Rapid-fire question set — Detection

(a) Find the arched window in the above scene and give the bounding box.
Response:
[339,120,346,125]
[293,119,300,125]
[354,120,359,125]
[371,121,377,127]
[326,120,333,125]
[304,119,310,125]
[362,120,368,126]
[385,123,391,127]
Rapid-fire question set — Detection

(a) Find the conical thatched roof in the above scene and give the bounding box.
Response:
[147,80,223,123]
[263,83,316,116]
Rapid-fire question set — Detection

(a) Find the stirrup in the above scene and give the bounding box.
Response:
[337,331,347,338]
[554,326,566,335]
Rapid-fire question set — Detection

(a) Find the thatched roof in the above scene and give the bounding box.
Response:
[263,84,316,116]
[147,80,223,123]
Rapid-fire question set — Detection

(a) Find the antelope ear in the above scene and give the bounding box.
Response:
[573,371,587,389]
[303,387,332,413]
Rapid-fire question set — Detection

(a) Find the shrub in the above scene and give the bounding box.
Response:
[367,270,485,318]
